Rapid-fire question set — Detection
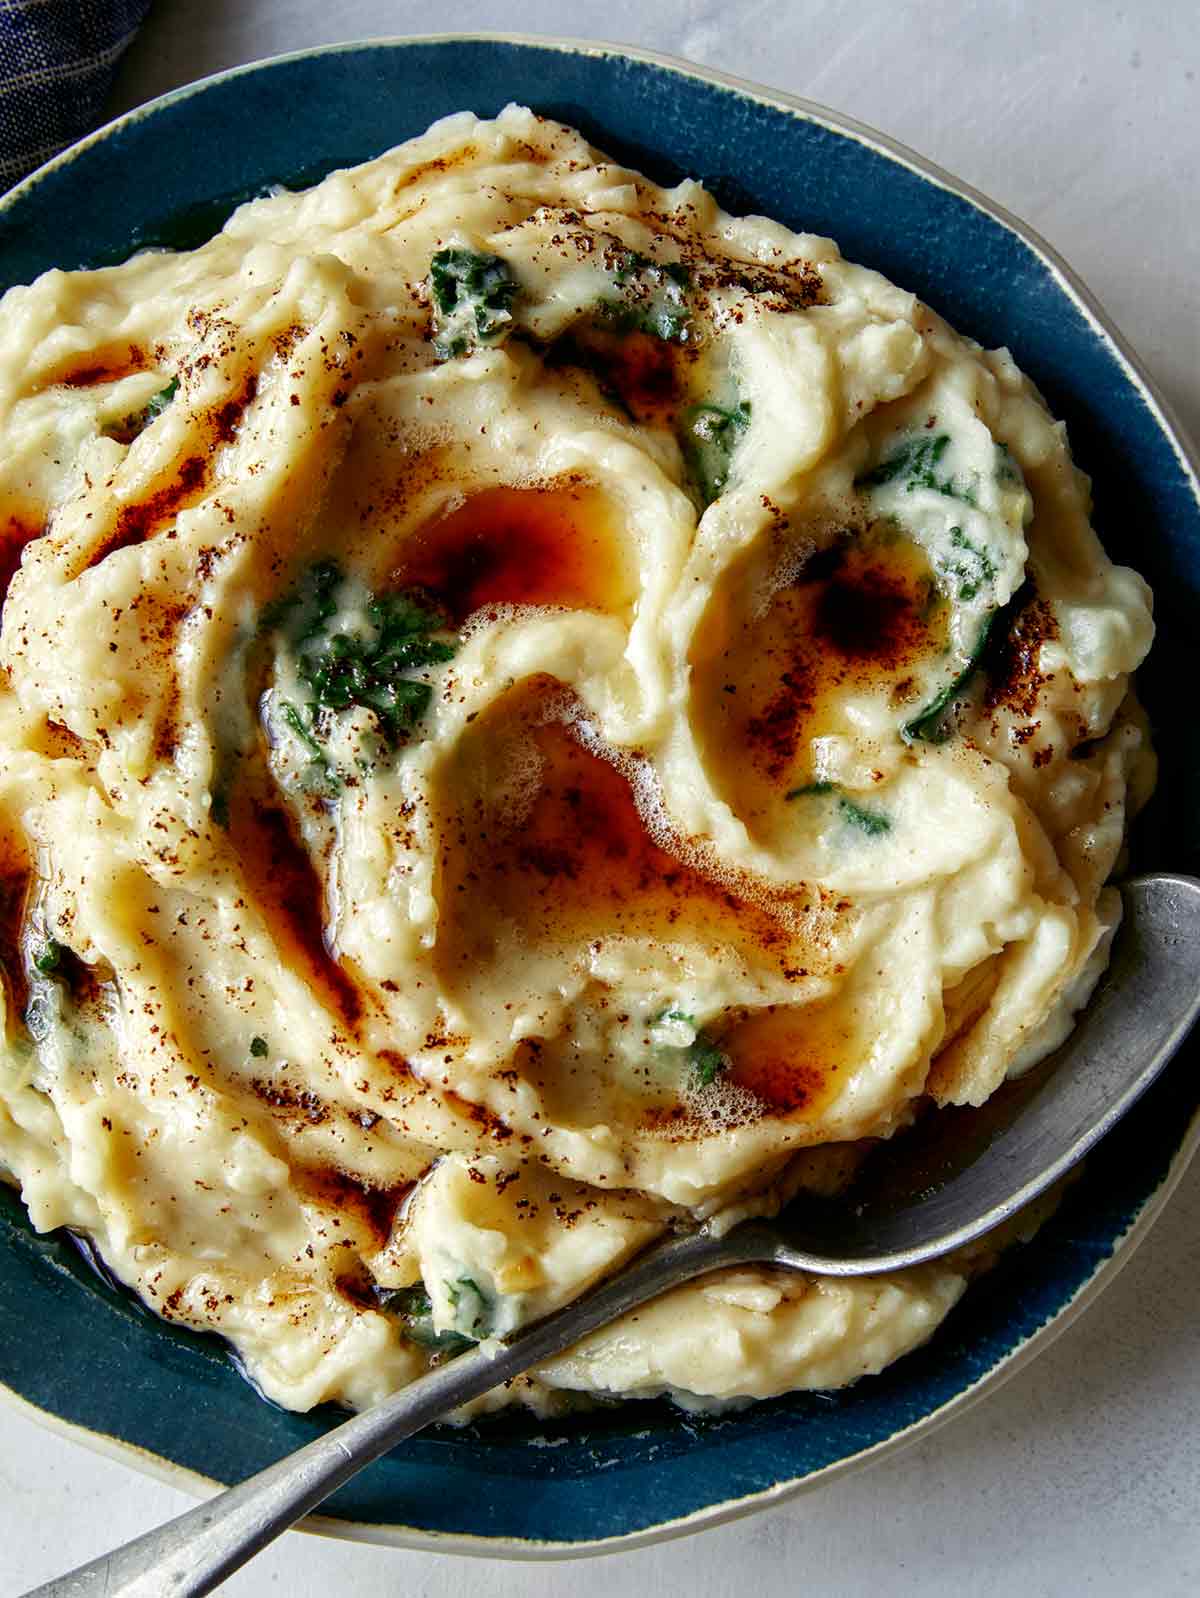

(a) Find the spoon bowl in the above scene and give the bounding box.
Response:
[28,872,1200,1598]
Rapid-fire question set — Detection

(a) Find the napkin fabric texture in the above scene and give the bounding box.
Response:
[0,0,151,189]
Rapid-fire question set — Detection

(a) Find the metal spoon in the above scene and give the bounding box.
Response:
[27,872,1200,1598]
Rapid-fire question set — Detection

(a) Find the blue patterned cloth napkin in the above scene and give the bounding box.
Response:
[0,0,151,189]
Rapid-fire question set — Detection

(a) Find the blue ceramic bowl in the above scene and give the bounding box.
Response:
[1,34,1198,1558]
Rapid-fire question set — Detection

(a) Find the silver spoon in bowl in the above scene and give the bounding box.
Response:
[26,871,1200,1598]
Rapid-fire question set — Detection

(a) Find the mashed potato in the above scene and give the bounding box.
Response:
[0,106,1153,1415]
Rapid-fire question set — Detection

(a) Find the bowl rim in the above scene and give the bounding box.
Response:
[1,28,1198,1562]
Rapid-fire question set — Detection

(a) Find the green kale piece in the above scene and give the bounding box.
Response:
[265,561,456,785]
[429,248,518,358]
[102,376,179,443]
[445,1275,494,1339]
[388,1283,433,1317]
[836,796,892,836]
[279,701,331,766]
[856,433,975,504]
[300,588,456,737]
[786,784,892,837]
[680,399,751,505]
[856,432,947,489]
[687,1034,727,1088]
[33,939,64,975]
[784,780,836,799]
[658,1009,728,1088]
[603,251,693,342]
[942,525,997,603]
[858,435,1018,745]
[902,614,996,743]
[143,376,179,423]
[378,1282,476,1354]
[249,1035,269,1058]
[279,706,338,795]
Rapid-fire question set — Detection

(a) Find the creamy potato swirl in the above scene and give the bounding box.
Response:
[0,107,1153,1414]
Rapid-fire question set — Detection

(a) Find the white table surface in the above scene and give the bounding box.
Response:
[5,2,1200,1592]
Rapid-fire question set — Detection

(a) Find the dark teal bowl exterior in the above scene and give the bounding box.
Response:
[1,37,1197,1551]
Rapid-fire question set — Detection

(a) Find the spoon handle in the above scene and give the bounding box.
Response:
[23,1225,755,1598]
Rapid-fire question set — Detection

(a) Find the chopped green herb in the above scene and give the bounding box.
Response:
[784,780,836,799]
[429,248,518,358]
[33,939,64,975]
[687,1035,727,1088]
[858,434,1022,747]
[445,1275,494,1338]
[856,433,975,504]
[603,251,693,342]
[297,571,454,736]
[786,783,892,837]
[265,561,456,785]
[941,525,997,603]
[902,614,995,743]
[654,1009,728,1088]
[277,701,338,794]
[837,796,892,836]
[249,1035,268,1058]
[144,376,179,422]
[388,1283,432,1318]
[857,432,946,489]
[280,700,329,762]
[680,399,751,504]
[102,376,180,443]
[378,1282,475,1354]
